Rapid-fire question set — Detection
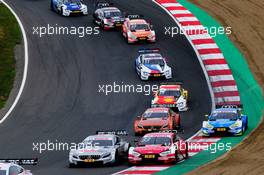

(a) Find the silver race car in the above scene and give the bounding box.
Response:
[69,131,130,167]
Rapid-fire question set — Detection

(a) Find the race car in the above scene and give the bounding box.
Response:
[135,48,172,80]
[151,83,188,112]
[0,159,37,175]
[122,15,156,43]
[93,2,125,30]
[128,131,188,165]
[50,0,88,16]
[69,131,130,167]
[134,108,181,135]
[202,105,248,136]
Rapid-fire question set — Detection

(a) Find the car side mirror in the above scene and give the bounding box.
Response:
[116,142,121,146]
[150,24,154,30]
[205,114,209,120]
[137,116,141,119]
[183,90,188,98]
[153,91,157,96]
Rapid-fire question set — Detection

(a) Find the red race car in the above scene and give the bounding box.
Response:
[128,132,188,165]
[134,108,181,135]
[151,83,188,112]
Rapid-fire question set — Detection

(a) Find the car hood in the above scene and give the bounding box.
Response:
[75,147,114,156]
[135,145,169,154]
[154,96,177,104]
[65,3,81,10]
[209,119,236,127]
[144,64,165,73]
[132,30,152,37]
[139,118,168,126]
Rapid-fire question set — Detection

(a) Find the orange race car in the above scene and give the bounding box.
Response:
[122,15,156,44]
[134,107,181,135]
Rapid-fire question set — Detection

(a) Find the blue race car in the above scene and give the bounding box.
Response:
[202,105,248,136]
[50,0,88,16]
[135,48,172,80]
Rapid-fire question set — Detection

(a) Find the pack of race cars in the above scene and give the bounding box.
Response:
[0,0,247,172]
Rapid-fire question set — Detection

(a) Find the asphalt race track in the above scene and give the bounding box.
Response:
[0,0,211,174]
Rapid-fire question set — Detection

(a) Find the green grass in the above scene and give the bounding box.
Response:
[0,4,21,108]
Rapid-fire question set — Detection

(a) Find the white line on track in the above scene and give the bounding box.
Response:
[0,0,29,124]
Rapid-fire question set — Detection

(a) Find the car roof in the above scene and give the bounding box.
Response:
[145,107,169,113]
[85,134,115,141]
[129,19,147,24]
[144,132,174,138]
[0,163,11,170]
[142,53,163,60]
[101,7,120,12]
[160,85,181,90]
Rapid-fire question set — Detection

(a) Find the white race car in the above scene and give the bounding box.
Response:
[0,159,36,175]
[50,0,88,16]
[69,131,130,167]
[135,49,172,80]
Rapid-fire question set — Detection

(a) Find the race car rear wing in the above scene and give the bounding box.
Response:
[96,130,128,135]
[160,81,183,86]
[95,2,113,9]
[216,104,243,109]
[0,158,38,165]
[126,14,144,20]
[138,48,160,54]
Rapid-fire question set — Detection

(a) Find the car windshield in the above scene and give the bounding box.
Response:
[144,58,164,65]
[82,139,113,148]
[158,89,181,97]
[130,24,149,31]
[143,112,168,119]
[64,0,81,3]
[209,112,238,120]
[138,136,171,146]
[104,11,121,18]
[0,170,6,175]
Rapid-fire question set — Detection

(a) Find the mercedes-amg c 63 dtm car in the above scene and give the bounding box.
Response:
[69,131,130,167]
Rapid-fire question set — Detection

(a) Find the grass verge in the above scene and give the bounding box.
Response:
[0,3,21,108]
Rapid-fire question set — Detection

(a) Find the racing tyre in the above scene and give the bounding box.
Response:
[114,151,119,165]
[185,142,189,159]
[174,115,181,129]
[60,7,63,15]
[175,151,179,164]
[69,163,77,168]
[50,0,54,11]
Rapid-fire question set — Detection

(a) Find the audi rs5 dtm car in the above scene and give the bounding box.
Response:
[122,15,156,43]
[0,159,37,175]
[69,131,130,167]
[151,83,188,111]
[93,3,124,30]
[134,108,181,135]
[202,105,248,136]
[128,132,188,165]
[50,0,88,16]
[135,49,172,80]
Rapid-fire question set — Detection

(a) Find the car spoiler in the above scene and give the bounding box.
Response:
[125,14,144,20]
[216,104,243,109]
[138,48,160,54]
[0,158,38,165]
[160,81,183,86]
[96,130,128,135]
[95,2,113,9]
